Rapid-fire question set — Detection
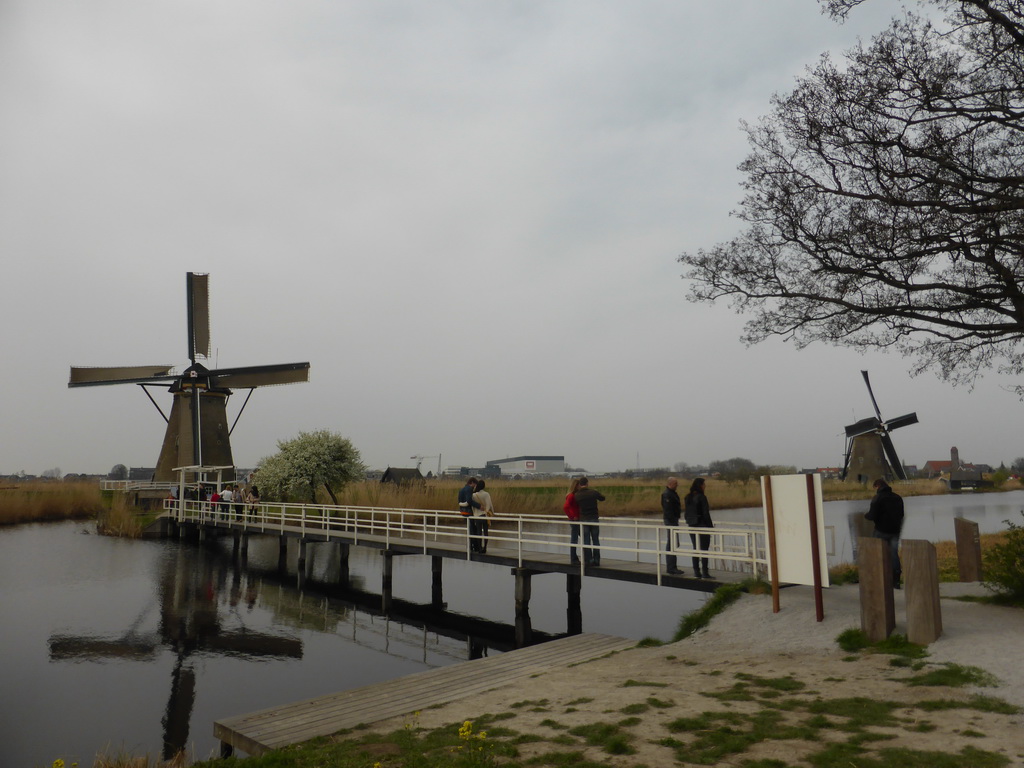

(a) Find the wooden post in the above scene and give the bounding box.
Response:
[566,573,582,635]
[431,556,444,608]
[514,568,533,647]
[381,552,394,613]
[338,543,350,585]
[954,517,984,582]
[805,474,824,622]
[763,476,781,613]
[297,540,307,573]
[278,536,288,574]
[857,536,895,642]
[904,539,942,645]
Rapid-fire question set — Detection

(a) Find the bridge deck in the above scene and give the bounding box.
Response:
[198,517,744,591]
[213,632,635,757]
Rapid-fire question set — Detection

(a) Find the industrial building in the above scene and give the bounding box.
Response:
[485,455,566,476]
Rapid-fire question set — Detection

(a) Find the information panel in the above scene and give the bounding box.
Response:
[760,473,830,587]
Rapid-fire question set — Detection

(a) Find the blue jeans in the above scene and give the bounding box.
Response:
[569,522,581,562]
[873,530,902,583]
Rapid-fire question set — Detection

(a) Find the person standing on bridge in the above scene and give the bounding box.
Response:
[459,477,483,551]
[684,477,713,579]
[472,480,495,554]
[574,477,605,567]
[661,477,683,575]
[564,477,582,565]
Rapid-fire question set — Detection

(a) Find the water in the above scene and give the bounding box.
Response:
[0,521,705,767]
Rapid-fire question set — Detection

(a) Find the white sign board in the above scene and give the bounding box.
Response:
[760,473,830,587]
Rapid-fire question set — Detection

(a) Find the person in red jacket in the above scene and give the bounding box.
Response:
[563,477,582,564]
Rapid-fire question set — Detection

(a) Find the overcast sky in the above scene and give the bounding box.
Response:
[2,0,1019,477]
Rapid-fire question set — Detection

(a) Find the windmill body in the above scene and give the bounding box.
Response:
[842,371,918,483]
[69,273,310,483]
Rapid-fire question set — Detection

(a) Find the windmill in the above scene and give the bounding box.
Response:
[69,272,310,482]
[841,370,918,483]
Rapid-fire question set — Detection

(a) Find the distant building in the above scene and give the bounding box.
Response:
[485,456,565,476]
[380,467,424,485]
[923,447,988,489]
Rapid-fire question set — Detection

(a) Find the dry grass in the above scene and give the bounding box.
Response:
[96,492,145,538]
[328,476,953,518]
[0,481,103,526]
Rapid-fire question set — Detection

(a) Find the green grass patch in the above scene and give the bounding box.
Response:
[915,695,1019,714]
[620,679,669,688]
[904,663,997,688]
[567,722,636,755]
[673,583,744,641]
[619,702,649,714]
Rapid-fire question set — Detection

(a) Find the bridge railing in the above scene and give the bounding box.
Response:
[165,499,769,582]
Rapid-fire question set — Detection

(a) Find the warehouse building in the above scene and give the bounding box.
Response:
[485,455,566,476]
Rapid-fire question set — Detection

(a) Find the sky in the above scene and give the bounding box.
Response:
[2,0,1021,477]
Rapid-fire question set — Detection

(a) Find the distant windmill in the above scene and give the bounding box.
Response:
[69,272,310,481]
[842,371,919,483]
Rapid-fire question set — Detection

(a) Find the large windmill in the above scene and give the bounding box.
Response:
[842,370,918,483]
[69,272,310,482]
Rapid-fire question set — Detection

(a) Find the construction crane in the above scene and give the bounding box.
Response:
[410,454,441,476]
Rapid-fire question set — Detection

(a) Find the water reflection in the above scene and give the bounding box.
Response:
[49,546,304,759]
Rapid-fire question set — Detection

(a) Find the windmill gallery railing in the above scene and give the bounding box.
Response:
[163,498,772,581]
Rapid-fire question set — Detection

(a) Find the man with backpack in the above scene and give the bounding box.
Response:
[865,478,905,588]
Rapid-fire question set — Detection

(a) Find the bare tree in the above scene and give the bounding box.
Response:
[679,1,1024,387]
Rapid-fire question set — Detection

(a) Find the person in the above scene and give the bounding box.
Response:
[220,485,234,519]
[865,478,905,587]
[458,477,483,551]
[563,478,582,564]
[574,477,605,566]
[472,480,495,554]
[246,484,260,516]
[661,477,683,574]
[684,477,713,579]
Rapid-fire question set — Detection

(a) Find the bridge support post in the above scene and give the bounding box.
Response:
[239,533,248,561]
[514,568,533,647]
[382,552,394,613]
[297,540,308,575]
[337,543,350,585]
[278,536,288,574]
[431,556,444,609]
[566,574,582,635]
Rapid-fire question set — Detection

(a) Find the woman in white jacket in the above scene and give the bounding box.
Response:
[472,480,495,554]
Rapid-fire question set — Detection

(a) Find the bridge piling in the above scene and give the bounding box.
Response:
[431,556,444,609]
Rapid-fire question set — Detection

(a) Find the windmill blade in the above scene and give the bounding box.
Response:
[210,362,310,389]
[187,272,211,362]
[879,432,908,481]
[885,412,919,431]
[840,438,854,480]
[861,370,884,421]
[844,416,881,438]
[69,365,176,387]
[49,634,160,660]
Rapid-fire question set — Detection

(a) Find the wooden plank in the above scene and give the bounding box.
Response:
[215,633,634,755]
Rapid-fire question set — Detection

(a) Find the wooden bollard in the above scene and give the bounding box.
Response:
[857,536,894,642]
[903,540,942,644]
[954,517,984,582]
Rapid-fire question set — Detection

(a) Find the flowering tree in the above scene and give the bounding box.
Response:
[255,429,365,503]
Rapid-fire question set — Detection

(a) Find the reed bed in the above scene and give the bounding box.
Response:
[0,481,103,526]
[328,476,954,518]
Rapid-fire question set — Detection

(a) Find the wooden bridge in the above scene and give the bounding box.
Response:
[213,632,637,758]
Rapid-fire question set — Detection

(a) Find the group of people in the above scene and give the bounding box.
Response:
[458,477,495,552]
[660,476,714,577]
[455,473,906,586]
[172,482,261,518]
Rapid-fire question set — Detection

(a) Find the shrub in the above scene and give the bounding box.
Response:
[982,512,1024,602]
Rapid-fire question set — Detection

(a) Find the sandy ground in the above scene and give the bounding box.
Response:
[363,582,1024,766]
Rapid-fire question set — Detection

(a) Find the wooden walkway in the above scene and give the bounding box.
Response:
[213,633,636,757]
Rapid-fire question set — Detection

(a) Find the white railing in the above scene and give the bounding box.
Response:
[163,498,770,583]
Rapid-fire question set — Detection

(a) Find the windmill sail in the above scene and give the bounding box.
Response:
[187,272,211,362]
[69,366,175,387]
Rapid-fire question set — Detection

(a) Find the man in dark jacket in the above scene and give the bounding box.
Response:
[574,477,605,566]
[661,477,682,574]
[458,477,483,552]
[865,478,905,587]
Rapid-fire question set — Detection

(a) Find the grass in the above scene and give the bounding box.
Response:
[327,476,953,517]
[0,480,104,525]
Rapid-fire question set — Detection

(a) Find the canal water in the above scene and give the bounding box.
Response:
[3,489,1021,767]
[0,520,704,767]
